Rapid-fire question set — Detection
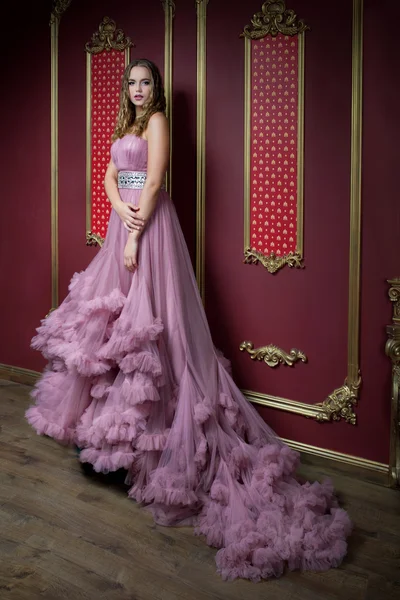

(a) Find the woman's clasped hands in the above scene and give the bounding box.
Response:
[116,202,146,273]
[116,202,146,233]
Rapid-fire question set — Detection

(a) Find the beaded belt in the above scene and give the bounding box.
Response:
[118,171,165,190]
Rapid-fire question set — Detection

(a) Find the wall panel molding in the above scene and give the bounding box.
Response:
[238,0,364,424]
[162,0,175,195]
[50,0,73,308]
[195,0,208,302]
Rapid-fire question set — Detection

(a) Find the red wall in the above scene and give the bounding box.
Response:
[0,0,398,465]
[170,5,198,266]
[204,0,398,463]
[0,2,52,372]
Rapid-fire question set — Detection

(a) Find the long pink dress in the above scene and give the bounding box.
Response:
[26,134,351,582]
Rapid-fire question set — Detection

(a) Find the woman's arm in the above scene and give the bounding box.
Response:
[123,114,169,272]
[136,112,169,223]
[104,158,145,232]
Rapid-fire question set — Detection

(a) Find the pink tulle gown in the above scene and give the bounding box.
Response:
[26,134,351,582]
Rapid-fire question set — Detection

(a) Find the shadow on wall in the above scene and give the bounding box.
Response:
[171,90,197,269]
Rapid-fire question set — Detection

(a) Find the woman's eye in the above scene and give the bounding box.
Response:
[128,81,135,86]
[143,81,150,86]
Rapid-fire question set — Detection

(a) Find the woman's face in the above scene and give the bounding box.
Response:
[128,65,152,113]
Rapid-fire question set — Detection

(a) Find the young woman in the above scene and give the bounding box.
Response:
[26,59,351,582]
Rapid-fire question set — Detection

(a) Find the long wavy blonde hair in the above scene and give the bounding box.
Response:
[112,59,166,141]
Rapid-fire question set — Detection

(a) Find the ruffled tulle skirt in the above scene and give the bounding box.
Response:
[26,188,351,581]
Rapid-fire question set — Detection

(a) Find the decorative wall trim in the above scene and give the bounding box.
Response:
[86,231,105,247]
[242,3,307,273]
[0,364,40,386]
[240,341,307,368]
[50,0,71,25]
[282,437,390,485]
[50,1,72,308]
[241,0,309,39]
[85,16,133,53]
[195,0,208,302]
[240,0,364,424]
[162,0,175,196]
[386,277,400,487]
[243,249,303,274]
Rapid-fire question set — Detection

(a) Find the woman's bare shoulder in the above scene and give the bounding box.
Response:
[148,112,168,129]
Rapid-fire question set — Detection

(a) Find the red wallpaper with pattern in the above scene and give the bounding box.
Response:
[90,49,126,238]
[250,34,299,256]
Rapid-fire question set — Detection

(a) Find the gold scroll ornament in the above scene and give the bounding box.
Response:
[240,341,307,367]
[241,0,309,39]
[85,16,133,54]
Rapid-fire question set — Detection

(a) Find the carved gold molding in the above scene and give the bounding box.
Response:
[386,277,400,487]
[85,17,133,54]
[86,232,105,248]
[239,341,307,368]
[50,0,72,25]
[315,378,361,425]
[245,376,360,425]
[241,0,309,39]
[196,0,209,302]
[162,0,176,196]
[388,278,400,324]
[239,0,364,424]
[243,248,304,273]
[386,330,400,365]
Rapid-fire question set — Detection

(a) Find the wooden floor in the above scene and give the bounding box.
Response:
[0,380,399,600]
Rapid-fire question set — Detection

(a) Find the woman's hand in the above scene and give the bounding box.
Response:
[124,231,140,272]
[116,202,146,233]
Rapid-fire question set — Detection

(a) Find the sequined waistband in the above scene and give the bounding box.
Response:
[117,171,165,190]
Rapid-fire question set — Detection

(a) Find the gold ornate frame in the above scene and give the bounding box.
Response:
[242,1,307,274]
[85,18,132,247]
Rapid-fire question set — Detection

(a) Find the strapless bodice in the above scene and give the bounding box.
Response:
[111,134,148,172]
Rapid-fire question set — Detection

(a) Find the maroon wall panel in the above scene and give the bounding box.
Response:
[204,0,397,463]
[357,0,400,461]
[170,4,197,265]
[0,2,52,372]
